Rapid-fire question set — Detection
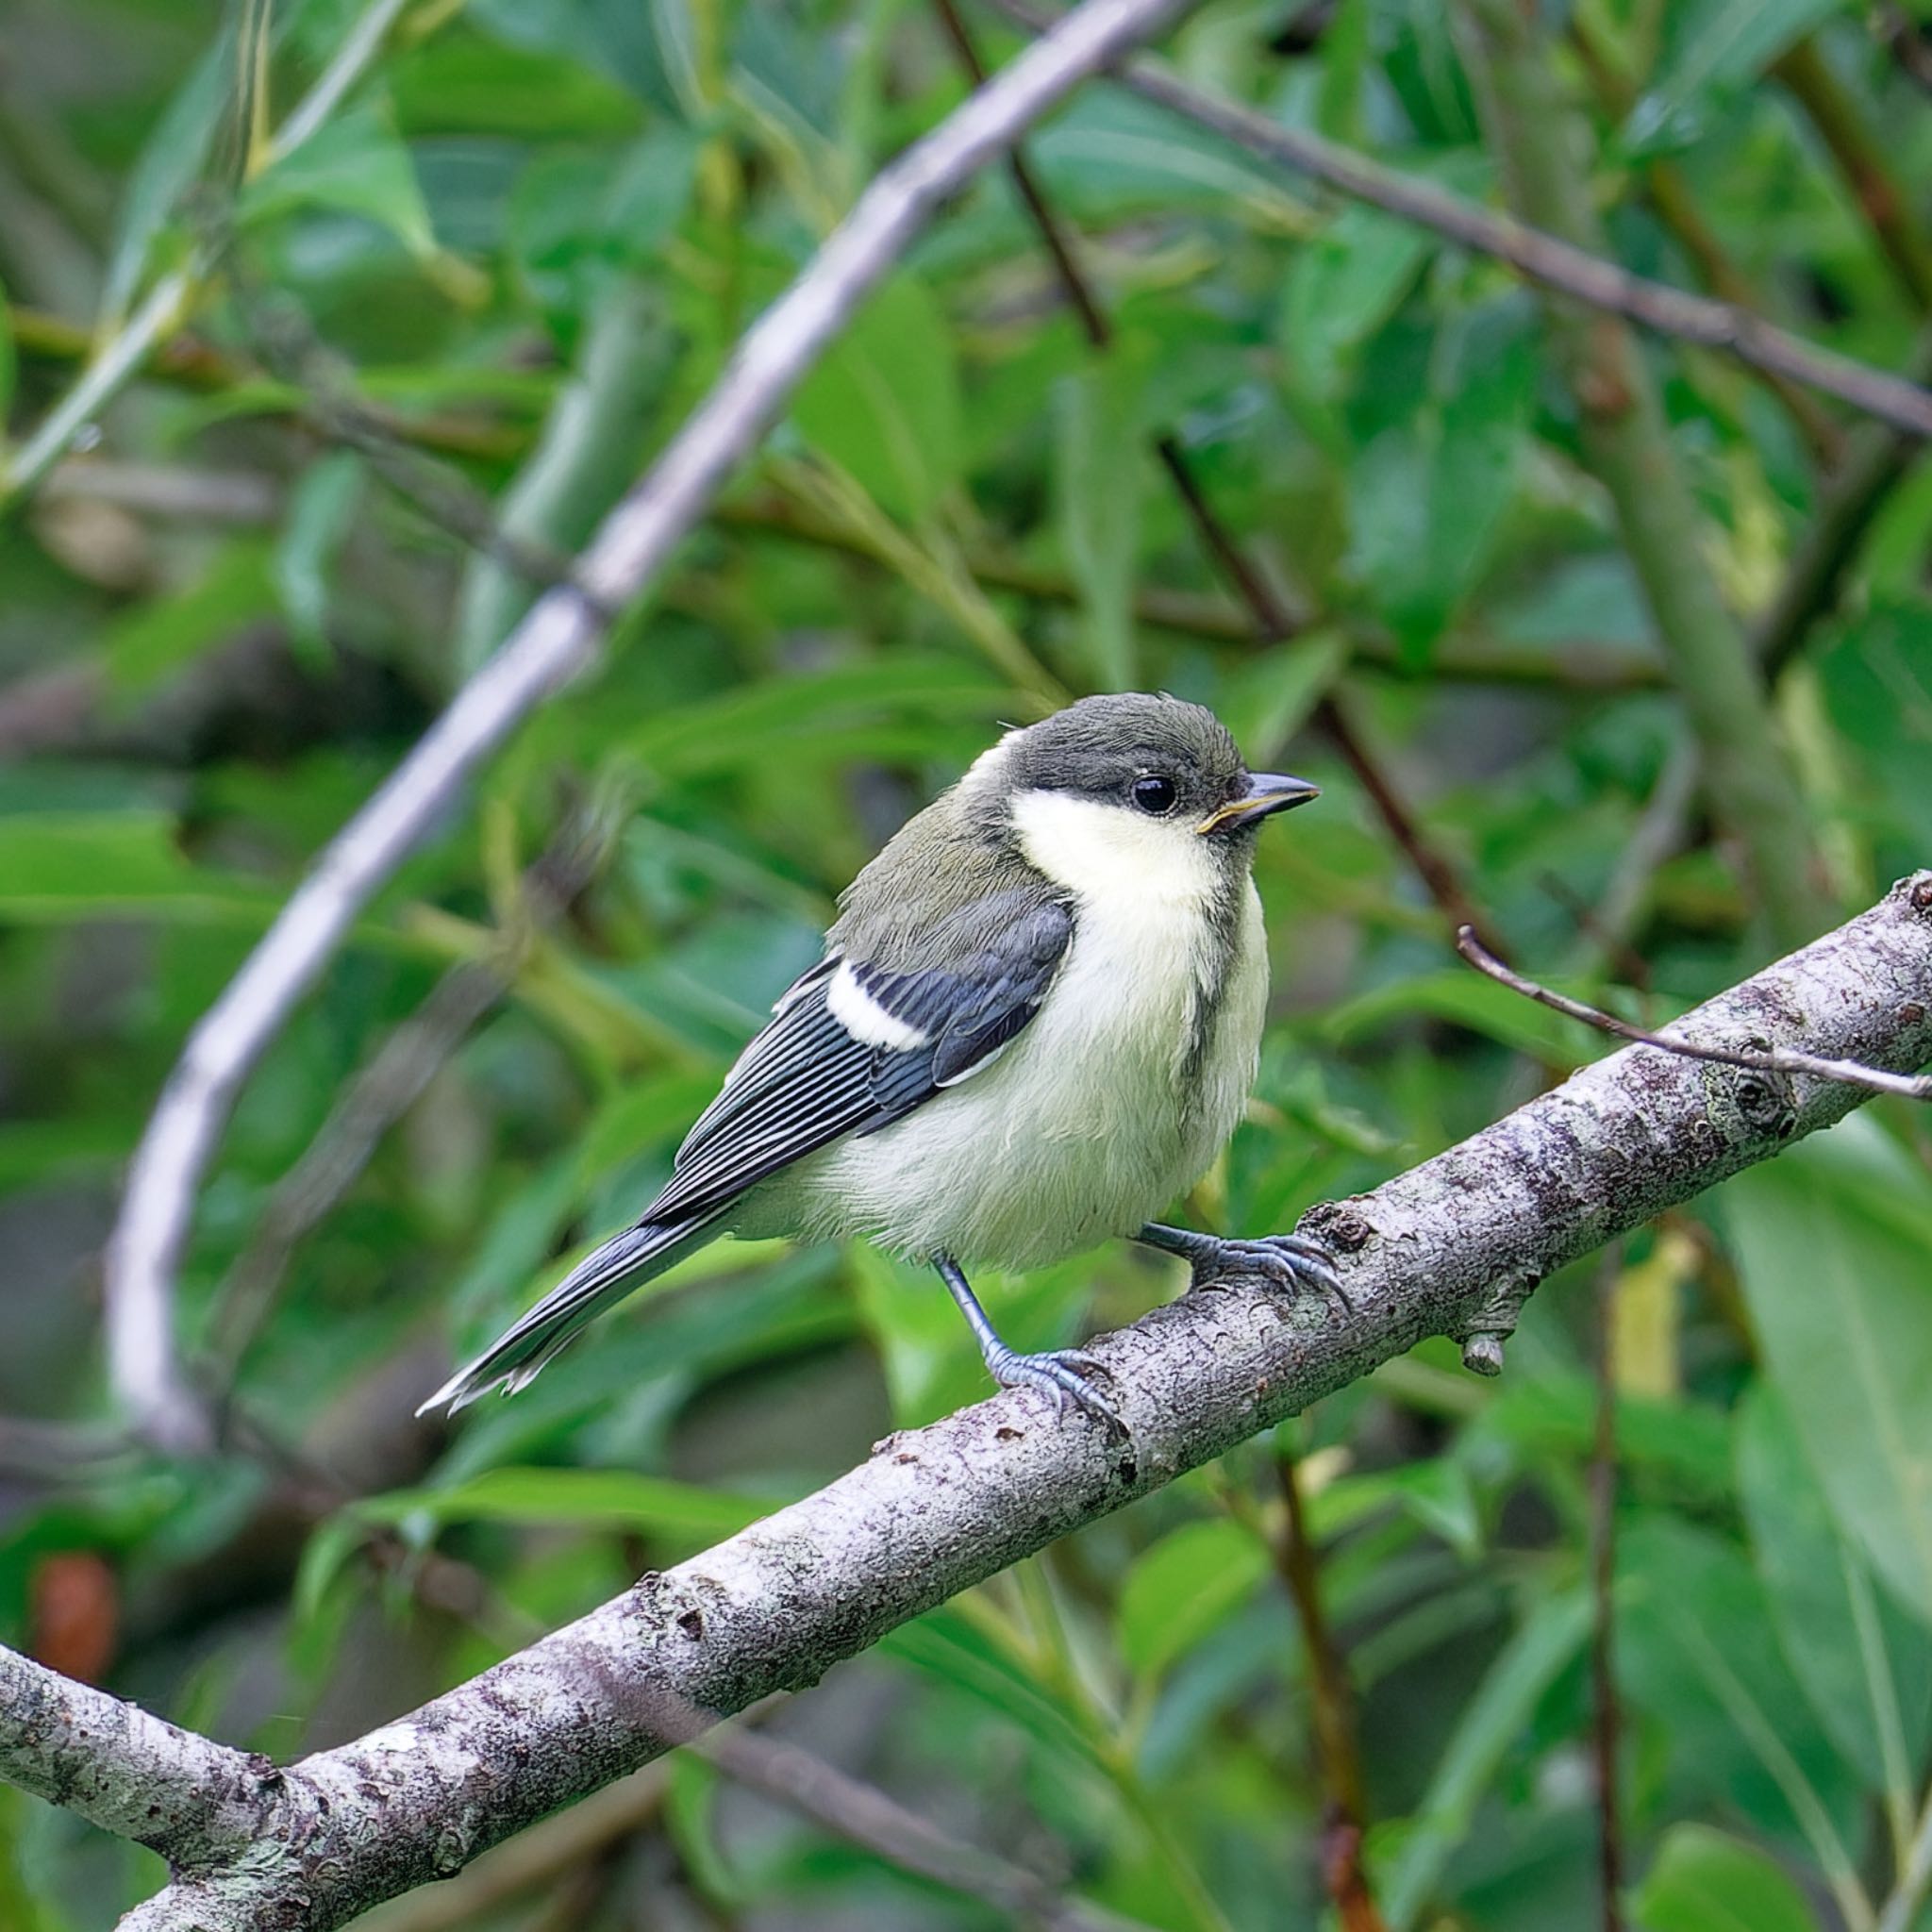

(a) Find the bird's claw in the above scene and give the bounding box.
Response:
[986,1345,1123,1432]
[1186,1233,1349,1308]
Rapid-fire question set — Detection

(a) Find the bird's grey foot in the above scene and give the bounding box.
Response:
[932,1253,1123,1432]
[1136,1224,1348,1307]
[982,1341,1119,1425]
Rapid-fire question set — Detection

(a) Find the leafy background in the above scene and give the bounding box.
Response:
[2,0,1932,1926]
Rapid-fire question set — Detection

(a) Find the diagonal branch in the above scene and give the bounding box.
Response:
[0,1642,275,1869]
[97,0,1198,1455]
[991,0,1932,441]
[12,874,1918,1931]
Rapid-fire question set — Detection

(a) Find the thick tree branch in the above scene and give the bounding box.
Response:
[0,1643,275,1869]
[991,0,1932,441]
[97,0,1195,1455]
[7,874,1912,1929]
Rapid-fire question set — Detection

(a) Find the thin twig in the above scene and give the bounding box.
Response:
[99,0,1199,1453]
[1588,1245,1625,1932]
[991,0,1932,440]
[1273,1449,1388,1932]
[1773,38,1932,312]
[936,0,1506,957]
[1456,923,1932,1102]
[700,1724,1147,1931]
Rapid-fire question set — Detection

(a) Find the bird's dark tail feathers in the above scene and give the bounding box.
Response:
[417,1214,723,1414]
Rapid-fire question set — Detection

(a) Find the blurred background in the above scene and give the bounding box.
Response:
[2,0,1931,1926]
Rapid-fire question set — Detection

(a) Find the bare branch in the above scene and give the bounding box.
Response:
[40,874,1921,1930]
[0,1642,274,1868]
[99,0,1198,1452]
[991,0,1932,441]
[1456,921,1932,1102]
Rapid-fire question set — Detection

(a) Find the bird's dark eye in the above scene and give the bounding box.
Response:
[1132,774,1177,816]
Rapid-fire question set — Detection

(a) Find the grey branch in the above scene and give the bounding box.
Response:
[97,0,1196,1455]
[994,0,1932,441]
[0,1642,275,1868]
[8,874,1912,1929]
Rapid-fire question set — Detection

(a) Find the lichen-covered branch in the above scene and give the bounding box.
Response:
[16,874,1908,1930]
[0,1643,275,1869]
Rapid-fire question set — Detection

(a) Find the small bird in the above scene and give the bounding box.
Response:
[423,692,1334,1424]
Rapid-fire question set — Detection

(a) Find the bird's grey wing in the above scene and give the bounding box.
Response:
[422,896,1072,1412]
[649,891,1074,1223]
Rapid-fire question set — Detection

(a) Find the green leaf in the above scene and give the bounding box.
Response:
[1816,600,1932,867]
[1053,348,1147,689]
[242,103,435,258]
[615,656,1008,779]
[455,276,675,673]
[99,35,227,323]
[791,275,962,525]
[1633,1824,1820,1932]
[1214,630,1351,762]
[354,1468,779,1542]
[879,1607,1106,1773]
[390,31,646,138]
[0,277,15,428]
[1118,1518,1270,1680]
[101,542,278,697]
[1628,0,1848,153]
[275,452,364,658]
[1379,1586,1592,1929]
[1737,1381,1932,1796]
[0,814,276,924]
[1323,971,1590,1064]
[1618,1515,1863,1865]
[1281,205,1433,401]
[1346,301,1535,663]
[507,126,699,335]
[1722,1117,1932,1624]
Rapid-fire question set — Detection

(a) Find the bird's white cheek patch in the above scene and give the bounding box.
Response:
[1009,789,1222,908]
[827,959,928,1050]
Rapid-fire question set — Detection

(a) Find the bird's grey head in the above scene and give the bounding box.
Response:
[972,693,1318,850]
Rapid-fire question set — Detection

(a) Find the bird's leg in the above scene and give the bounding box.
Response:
[932,1253,1120,1429]
[1136,1222,1346,1306]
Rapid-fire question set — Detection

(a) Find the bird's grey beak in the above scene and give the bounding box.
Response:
[1195,772,1321,836]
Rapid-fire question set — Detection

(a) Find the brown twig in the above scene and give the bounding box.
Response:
[699,1724,1145,1931]
[1588,1246,1625,1932]
[1456,922,1932,1102]
[1773,38,1932,312]
[935,0,1507,958]
[1754,337,1932,681]
[1274,1449,1388,1932]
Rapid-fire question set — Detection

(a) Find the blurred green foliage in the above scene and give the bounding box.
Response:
[2,0,1931,1926]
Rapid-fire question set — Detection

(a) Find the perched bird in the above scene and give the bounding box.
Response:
[422,692,1333,1424]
